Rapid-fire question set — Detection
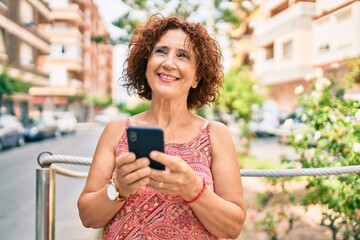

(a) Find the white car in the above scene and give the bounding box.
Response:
[53,111,78,134]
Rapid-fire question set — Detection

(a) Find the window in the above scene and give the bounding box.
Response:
[19,42,34,67]
[315,17,331,53]
[50,44,82,58]
[282,40,293,58]
[265,43,274,60]
[0,28,6,53]
[20,0,34,26]
[336,9,352,49]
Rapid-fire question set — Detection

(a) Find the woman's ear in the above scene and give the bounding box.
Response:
[192,81,199,89]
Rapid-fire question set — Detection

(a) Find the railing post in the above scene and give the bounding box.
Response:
[36,167,56,240]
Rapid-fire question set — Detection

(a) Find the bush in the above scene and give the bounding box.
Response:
[285,68,360,239]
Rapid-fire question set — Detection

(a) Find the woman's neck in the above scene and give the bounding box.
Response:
[135,102,193,129]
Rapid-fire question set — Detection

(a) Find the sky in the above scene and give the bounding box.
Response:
[94,0,130,103]
[93,0,231,103]
[94,0,127,39]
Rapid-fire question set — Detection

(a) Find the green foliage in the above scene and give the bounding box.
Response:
[0,68,13,96]
[91,36,106,43]
[87,95,112,108]
[66,94,86,103]
[218,68,263,122]
[0,66,32,111]
[285,59,360,239]
[216,67,263,144]
[117,101,150,116]
[0,66,31,95]
[238,153,286,170]
[111,0,256,43]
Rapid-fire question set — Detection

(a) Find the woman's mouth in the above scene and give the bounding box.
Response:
[158,73,179,82]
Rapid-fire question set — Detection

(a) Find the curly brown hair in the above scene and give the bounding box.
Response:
[122,15,223,110]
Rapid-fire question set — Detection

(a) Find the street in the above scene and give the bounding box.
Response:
[0,123,104,240]
[0,121,295,240]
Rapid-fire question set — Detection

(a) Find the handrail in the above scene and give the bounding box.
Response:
[35,153,360,240]
[39,154,360,177]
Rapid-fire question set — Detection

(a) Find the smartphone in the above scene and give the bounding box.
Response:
[127,126,165,170]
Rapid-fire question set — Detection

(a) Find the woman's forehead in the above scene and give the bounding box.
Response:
[156,29,194,51]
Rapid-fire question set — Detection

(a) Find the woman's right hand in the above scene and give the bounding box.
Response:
[114,152,152,197]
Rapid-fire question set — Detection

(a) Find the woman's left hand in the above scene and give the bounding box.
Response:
[147,151,203,201]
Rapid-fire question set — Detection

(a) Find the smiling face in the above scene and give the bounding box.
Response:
[145,29,198,102]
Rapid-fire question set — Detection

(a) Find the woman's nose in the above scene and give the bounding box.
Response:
[162,55,176,69]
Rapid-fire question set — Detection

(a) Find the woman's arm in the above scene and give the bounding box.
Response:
[77,119,126,228]
[148,121,246,238]
[188,121,247,238]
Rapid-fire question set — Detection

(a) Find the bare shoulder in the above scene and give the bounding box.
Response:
[207,120,237,159]
[207,120,232,138]
[100,117,129,148]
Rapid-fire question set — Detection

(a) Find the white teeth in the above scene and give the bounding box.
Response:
[160,74,176,80]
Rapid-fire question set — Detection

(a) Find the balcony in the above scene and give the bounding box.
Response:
[253,2,315,46]
[46,55,83,73]
[0,62,49,86]
[0,15,50,53]
[312,1,360,66]
[47,28,83,45]
[51,4,83,26]
[26,0,53,21]
[254,58,313,85]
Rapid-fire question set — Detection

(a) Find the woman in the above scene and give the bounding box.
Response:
[78,15,246,239]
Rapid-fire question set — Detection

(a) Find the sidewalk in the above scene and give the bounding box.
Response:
[249,136,297,162]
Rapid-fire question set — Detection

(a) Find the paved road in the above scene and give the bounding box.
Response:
[0,123,104,240]
[0,121,293,240]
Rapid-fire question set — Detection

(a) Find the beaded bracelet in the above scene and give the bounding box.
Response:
[183,178,206,204]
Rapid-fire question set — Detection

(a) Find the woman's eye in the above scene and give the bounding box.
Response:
[154,48,166,54]
[178,53,189,59]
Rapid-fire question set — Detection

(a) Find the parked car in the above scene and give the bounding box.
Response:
[273,111,312,145]
[93,107,129,124]
[249,100,280,137]
[53,111,77,135]
[23,111,61,141]
[0,114,25,151]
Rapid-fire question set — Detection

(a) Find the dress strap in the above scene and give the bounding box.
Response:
[202,121,210,129]
[127,117,132,127]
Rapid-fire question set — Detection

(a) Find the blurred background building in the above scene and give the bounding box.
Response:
[0,0,112,123]
[1,0,359,122]
[241,0,360,113]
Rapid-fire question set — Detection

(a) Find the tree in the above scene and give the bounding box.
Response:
[111,0,257,43]
[216,66,263,152]
[0,67,12,112]
[0,66,31,114]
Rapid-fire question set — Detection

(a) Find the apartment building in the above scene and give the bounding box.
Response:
[312,0,360,97]
[250,0,316,113]
[0,0,52,122]
[30,0,113,121]
[249,0,360,113]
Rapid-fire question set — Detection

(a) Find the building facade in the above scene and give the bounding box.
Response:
[0,0,52,123]
[248,0,360,113]
[31,0,113,121]
[0,0,113,122]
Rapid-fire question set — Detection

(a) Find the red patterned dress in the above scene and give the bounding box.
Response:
[103,119,218,240]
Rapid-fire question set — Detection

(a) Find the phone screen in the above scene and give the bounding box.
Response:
[127,126,165,170]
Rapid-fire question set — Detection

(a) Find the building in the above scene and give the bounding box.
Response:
[0,0,52,122]
[30,0,113,121]
[249,0,360,113]
[312,0,360,97]
[251,0,316,113]
[0,0,113,122]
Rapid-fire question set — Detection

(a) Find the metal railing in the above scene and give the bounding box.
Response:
[35,152,360,240]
